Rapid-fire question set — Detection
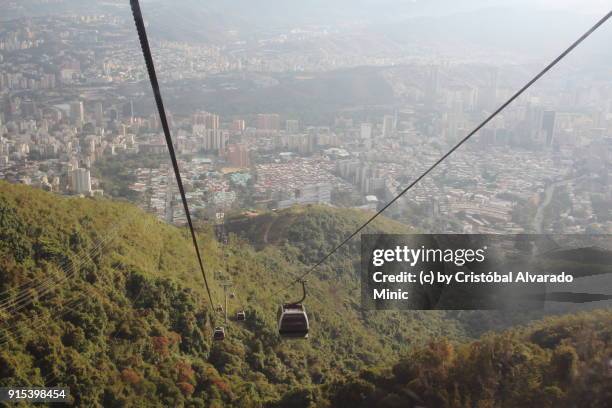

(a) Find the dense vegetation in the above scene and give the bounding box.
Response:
[0,182,461,406]
[325,310,612,408]
[90,153,167,200]
[0,182,609,407]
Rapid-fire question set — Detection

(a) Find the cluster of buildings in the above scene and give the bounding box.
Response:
[1,9,610,234]
[253,157,351,209]
[128,159,240,225]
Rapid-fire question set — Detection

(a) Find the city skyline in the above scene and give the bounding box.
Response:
[0,2,611,406]
[0,1,610,235]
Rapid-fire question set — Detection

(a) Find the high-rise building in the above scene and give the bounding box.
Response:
[360,123,372,140]
[286,119,300,133]
[192,111,219,129]
[257,113,280,130]
[427,65,440,103]
[202,129,228,151]
[70,168,91,194]
[542,110,556,147]
[382,115,394,138]
[192,112,205,125]
[478,67,499,109]
[94,101,104,125]
[226,143,250,168]
[231,119,246,132]
[205,113,219,130]
[149,113,159,130]
[83,135,96,156]
[123,100,134,121]
[70,101,84,124]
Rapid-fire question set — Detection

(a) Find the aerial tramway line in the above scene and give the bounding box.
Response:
[211,186,250,340]
[129,0,611,341]
[211,209,249,341]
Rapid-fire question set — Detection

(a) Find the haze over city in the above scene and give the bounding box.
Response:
[1,0,609,235]
[0,2,611,405]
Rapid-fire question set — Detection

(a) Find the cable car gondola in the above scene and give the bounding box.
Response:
[236,310,246,321]
[213,326,225,341]
[278,280,309,338]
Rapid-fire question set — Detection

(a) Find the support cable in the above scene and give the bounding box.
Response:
[130,0,217,320]
[270,10,612,299]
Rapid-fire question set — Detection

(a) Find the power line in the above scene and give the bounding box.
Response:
[271,10,612,299]
[130,0,217,319]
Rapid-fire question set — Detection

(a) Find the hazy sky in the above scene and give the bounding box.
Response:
[535,0,610,12]
[405,0,611,17]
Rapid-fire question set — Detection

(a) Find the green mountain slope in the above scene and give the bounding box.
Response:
[1,182,609,407]
[226,205,409,247]
[325,310,612,408]
[0,182,463,407]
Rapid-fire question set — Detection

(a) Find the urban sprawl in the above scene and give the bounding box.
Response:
[1,9,610,234]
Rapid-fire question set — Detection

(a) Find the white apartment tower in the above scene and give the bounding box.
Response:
[70,168,92,194]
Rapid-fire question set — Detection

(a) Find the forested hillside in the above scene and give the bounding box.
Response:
[0,182,462,406]
[0,182,609,407]
[325,310,612,408]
